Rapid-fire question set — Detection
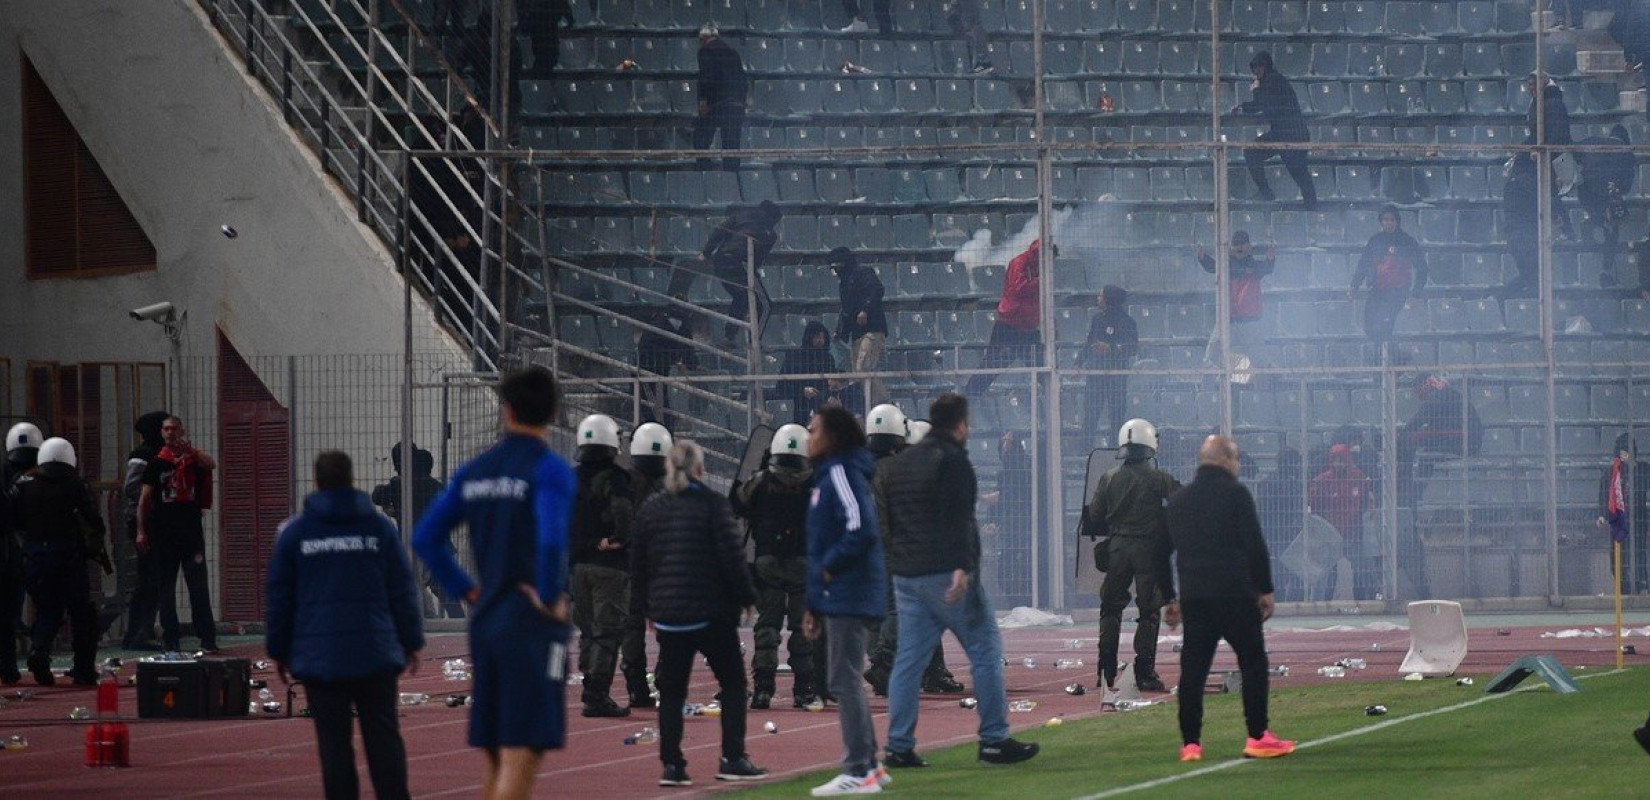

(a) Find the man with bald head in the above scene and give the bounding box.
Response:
[1157,436,1295,762]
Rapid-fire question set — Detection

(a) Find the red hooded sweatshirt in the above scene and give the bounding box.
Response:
[996,240,1043,330]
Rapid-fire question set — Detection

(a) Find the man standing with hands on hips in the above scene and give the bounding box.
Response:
[1158,435,1295,763]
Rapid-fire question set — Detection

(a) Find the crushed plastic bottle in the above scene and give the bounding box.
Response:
[1008,700,1038,713]
[445,695,470,708]
[254,659,270,670]
[1317,666,1347,678]
[3,735,27,750]
[12,690,34,702]
[623,727,658,745]
[1115,699,1157,712]
[1456,677,1474,686]
[1021,658,1037,669]
[764,721,778,734]
[442,659,472,681]
[1337,658,1367,670]
[398,693,431,706]
[258,688,274,701]
[68,707,91,720]
[1054,659,1084,670]
[248,679,267,690]
[1268,666,1290,677]
[1044,716,1064,727]
[682,703,702,717]
[1064,683,1087,696]
[248,702,260,714]
[959,697,979,709]
[701,701,723,718]
[568,674,584,686]
[262,702,282,714]
[1364,704,1388,716]
[1065,639,1084,650]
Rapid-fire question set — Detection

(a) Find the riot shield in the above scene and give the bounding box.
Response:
[1074,446,1111,595]
[736,425,775,563]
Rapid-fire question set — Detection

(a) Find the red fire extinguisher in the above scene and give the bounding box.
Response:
[85,662,129,768]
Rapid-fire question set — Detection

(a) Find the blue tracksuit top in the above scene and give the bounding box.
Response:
[413,433,577,619]
[265,488,425,682]
[805,447,886,619]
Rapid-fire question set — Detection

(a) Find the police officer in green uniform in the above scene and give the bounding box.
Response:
[862,404,965,697]
[570,414,636,717]
[731,423,818,709]
[620,422,672,709]
[1085,418,1179,696]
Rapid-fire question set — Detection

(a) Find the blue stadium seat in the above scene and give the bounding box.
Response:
[1384,1,1426,36]
[1592,384,1628,422]
[815,168,855,204]
[1269,1,1307,32]
[897,40,936,73]
[1424,43,1462,77]
[976,80,1014,112]
[818,215,857,250]
[892,0,944,31]
[1044,40,1083,76]
[1425,80,1465,113]
[1345,1,1385,33]
[1306,0,1344,31]
[1123,42,1159,75]
[925,168,963,203]
[779,216,819,251]
[938,309,982,343]
[1231,0,1269,32]
[857,216,894,250]
[1083,40,1122,74]
[897,311,938,345]
[1348,82,1386,114]
[1306,82,1350,115]
[776,168,818,203]
[1623,300,1650,334]
[1115,0,1154,31]
[857,78,895,113]
[1386,81,1425,114]
[1501,43,1535,78]
[1002,0,1036,32]
[780,0,823,30]
[965,166,1003,200]
[1385,43,1424,78]
[892,213,931,250]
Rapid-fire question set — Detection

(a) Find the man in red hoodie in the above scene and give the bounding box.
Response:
[967,241,1051,395]
[1307,444,1374,601]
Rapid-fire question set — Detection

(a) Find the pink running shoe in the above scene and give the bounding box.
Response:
[1179,743,1203,762]
[1243,731,1297,759]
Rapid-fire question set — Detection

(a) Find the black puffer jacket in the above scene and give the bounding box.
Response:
[11,462,104,553]
[880,432,980,577]
[630,482,757,626]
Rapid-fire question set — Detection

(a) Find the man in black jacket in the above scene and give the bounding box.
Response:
[520,0,575,78]
[880,394,1038,768]
[1232,51,1316,208]
[693,23,747,170]
[1084,418,1178,696]
[830,248,887,409]
[1349,206,1427,344]
[120,411,172,651]
[700,201,781,346]
[1083,285,1138,442]
[731,425,819,709]
[1158,436,1295,762]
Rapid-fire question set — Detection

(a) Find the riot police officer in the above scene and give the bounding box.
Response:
[1084,419,1180,696]
[621,421,672,709]
[731,423,817,709]
[570,414,636,717]
[863,405,964,697]
[11,438,106,686]
[3,423,41,486]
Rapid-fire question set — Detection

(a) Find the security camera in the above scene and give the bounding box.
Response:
[129,302,176,323]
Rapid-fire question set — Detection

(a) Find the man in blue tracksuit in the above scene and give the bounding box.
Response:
[267,451,425,800]
[414,367,576,800]
[802,407,889,795]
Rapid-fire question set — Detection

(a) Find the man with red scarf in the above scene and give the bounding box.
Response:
[136,416,219,653]
[966,240,1051,395]
[1599,433,1650,595]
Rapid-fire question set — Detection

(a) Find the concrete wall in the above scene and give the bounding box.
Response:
[0,0,462,374]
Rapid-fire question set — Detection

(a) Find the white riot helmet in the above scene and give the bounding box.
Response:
[907,419,932,445]
[630,422,673,457]
[771,424,809,458]
[576,414,621,449]
[866,404,908,438]
[37,437,76,468]
[1118,418,1158,460]
[6,422,42,453]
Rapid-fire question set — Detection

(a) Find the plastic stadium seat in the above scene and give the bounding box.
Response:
[1123,42,1160,75]
[925,168,963,203]
[817,216,857,250]
[1002,0,1036,32]
[854,216,892,250]
[1625,300,1650,334]
[976,80,1014,112]
[779,216,819,251]
[965,166,1003,201]
[815,168,854,204]
[1231,0,1269,32]
[853,168,894,204]
[897,311,938,345]
[1544,44,1578,77]
[1423,43,1462,78]
[1461,43,1500,77]
[1456,1,1494,34]
[928,78,967,113]
[896,40,936,73]
[1000,167,1037,200]
[1349,82,1386,114]
[1332,164,1374,198]
[1115,0,1154,31]
[780,0,823,30]
[1386,81,1425,114]
[1592,384,1628,422]
[1385,2,1426,36]
[1503,298,1539,334]
[890,169,928,205]
[1311,43,1348,76]
[1500,44,1535,78]
[1426,81,1465,114]
[892,214,930,250]
[1344,1,1383,33]
[1385,44,1424,78]
[1345,43,1382,77]
[1399,601,1468,678]
[858,78,896,113]
[1270,42,1311,76]
[776,168,818,204]
[1559,426,1598,455]
[1120,81,1162,112]
[1306,82,1349,115]
[1457,209,1495,244]
[1306,0,1344,31]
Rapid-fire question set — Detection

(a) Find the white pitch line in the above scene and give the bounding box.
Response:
[1073,668,1626,800]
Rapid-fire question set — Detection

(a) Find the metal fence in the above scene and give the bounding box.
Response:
[188,0,1650,613]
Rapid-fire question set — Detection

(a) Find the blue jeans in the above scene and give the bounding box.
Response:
[887,572,1007,752]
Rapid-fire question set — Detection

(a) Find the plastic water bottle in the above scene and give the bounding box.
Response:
[445,694,470,708]
[1346,658,1367,670]
[258,687,274,701]
[68,707,92,720]
[1055,659,1084,670]
[1317,665,1346,678]
[702,701,723,717]
[3,735,28,750]
[1268,665,1290,677]
[1065,639,1083,650]
[1021,658,1037,669]
[253,659,270,670]
[262,701,283,714]
[399,693,430,706]
[1008,700,1038,712]
[959,697,979,709]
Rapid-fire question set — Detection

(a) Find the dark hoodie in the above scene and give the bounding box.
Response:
[1084,285,1139,370]
[806,447,885,619]
[1523,80,1572,145]
[1239,51,1309,141]
[570,452,634,570]
[266,488,425,682]
[3,448,37,489]
[122,412,169,540]
[832,249,887,341]
[779,321,838,417]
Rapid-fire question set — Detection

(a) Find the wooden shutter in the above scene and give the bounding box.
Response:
[22,55,156,278]
[216,331,291,622]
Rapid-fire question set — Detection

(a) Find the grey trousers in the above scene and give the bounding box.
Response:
[825,615,878,777]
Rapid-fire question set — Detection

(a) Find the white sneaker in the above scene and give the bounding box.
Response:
[873,763,892,788]
[841,18,870,32]
[811,773,882,796]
